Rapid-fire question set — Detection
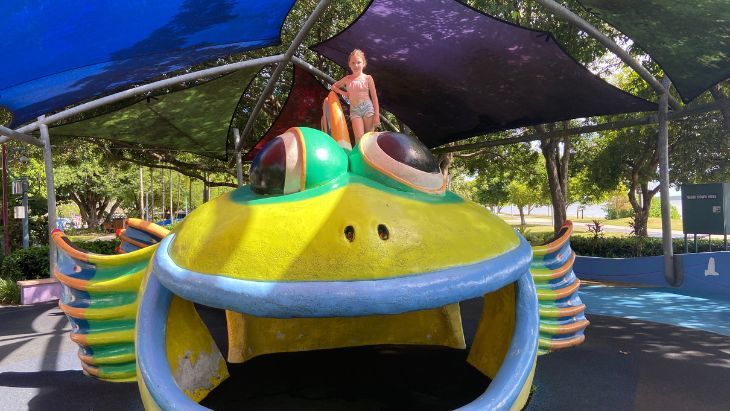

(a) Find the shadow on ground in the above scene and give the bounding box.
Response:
[2,300,729,410]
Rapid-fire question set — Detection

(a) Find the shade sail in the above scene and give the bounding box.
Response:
[49,66,261,160]
[0,0,295,128]
[312,0,656,148]
[243,66,332,161]
[577,0,730,103]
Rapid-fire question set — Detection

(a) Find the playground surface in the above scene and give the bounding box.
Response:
[2,292,729,410]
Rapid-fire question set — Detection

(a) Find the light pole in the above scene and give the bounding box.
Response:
[11,175,29,249]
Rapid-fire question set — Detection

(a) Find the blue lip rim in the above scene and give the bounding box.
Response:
[152,233,533,317]
[137,266,538,410]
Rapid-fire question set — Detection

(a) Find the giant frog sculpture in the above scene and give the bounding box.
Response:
[53,127,587,410]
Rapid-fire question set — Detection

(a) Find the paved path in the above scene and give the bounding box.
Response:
[2,300,729,410]
[500,215,686,238]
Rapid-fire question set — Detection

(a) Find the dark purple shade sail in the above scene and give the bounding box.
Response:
[312,0,656,148]
[243,66,331,161]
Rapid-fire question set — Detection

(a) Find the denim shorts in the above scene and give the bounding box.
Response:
[350,100,375,119]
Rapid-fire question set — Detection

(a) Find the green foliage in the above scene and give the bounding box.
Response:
[570,236,728,258]
[648,201,680,219]
[0,247,49,282]
[508,180,544,210]
[75,239,121,255]
[604,187,633,219]
[522,231,556,246]
[0,278,20,305]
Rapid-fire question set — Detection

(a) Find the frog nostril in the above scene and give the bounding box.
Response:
[344,226,355,242]
[377,224,389,240]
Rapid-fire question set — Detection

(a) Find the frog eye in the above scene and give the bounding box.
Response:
[358,131,445,194]
[250,129,305,195]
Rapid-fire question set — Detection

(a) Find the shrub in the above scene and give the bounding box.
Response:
[570,236,727,258]
[523,231,557,246]
[0,278,20,305]
[74,239,120,255]
[0,246,50,282]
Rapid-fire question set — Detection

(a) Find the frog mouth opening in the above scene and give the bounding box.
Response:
[137,234,538,410]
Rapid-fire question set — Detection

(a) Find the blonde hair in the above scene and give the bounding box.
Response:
[348,49,367,68]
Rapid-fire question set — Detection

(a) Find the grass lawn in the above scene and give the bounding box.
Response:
[67,232,111,242]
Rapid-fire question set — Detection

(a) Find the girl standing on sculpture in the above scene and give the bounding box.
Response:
[332,49,380,142]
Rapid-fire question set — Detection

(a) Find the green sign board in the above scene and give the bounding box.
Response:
[681,183,730,234]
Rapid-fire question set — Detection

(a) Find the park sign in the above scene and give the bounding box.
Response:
[681,183,730,235]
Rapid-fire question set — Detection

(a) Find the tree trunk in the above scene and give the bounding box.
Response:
[438,145,454,190]
[710,85,730,130]
[539,125,570,235]
[627,179,657,237]
[518,206,526,226]
[202,173,210,203]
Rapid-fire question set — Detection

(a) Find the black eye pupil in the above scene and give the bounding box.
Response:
[376,132,440,173]
[250,137,286,194]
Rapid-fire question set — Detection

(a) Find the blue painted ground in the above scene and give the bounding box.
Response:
[579,284,730,336]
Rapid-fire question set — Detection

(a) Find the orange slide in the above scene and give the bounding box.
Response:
[321,91,352,150]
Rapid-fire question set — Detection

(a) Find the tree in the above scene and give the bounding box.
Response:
[52,143,139,229]
[507,180,543,226]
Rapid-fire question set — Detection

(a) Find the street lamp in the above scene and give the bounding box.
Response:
[11,176,29,248]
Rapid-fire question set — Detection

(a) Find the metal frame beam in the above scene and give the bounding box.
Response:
[0,125,42,146]
[534,0,682,110]
[237,0,332,153]
[39,117,57,276]
[432,99,728,154]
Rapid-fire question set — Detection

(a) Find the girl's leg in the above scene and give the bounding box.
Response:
[363,114,375,133]
[351,117,365,142]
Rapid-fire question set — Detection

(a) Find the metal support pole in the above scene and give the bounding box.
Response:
[149,168,154,221]
[22,178,29,249]
[534,0,681,110]
[237,0,332,152]
[2,145,8,256]
[39,117,57,277]
[234,128,244,187]
[139,167,144,219]
[169,169,173,221]
[657,76,675,285]
[177,172,181,215]
[161,168,166,220]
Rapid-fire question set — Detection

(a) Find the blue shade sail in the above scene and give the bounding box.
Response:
[0,0,295,127]
[312,0,657,148]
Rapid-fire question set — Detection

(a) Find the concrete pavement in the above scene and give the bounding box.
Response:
[2,300,729,410]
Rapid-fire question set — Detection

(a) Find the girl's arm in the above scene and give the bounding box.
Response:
[332,76,349,98]
[368,75,380,126]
